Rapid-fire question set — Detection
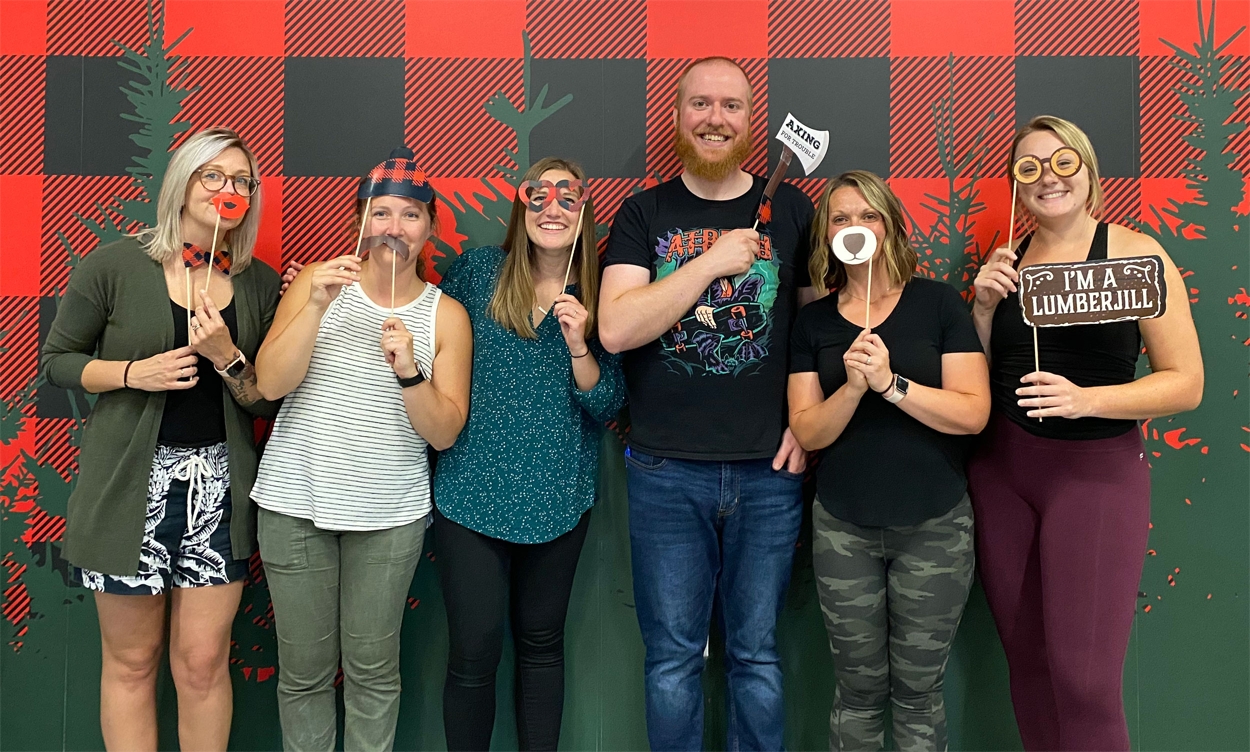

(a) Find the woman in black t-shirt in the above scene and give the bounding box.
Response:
[788,170,990,751]
[967,116,1202,751]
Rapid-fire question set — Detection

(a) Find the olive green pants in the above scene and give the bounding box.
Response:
[258,507,425,752]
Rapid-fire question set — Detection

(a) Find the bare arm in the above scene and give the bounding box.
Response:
[889,353,990,434]
[971,245,1021,359]
[788,371,866,451]
[598,228,760,353]
[395,296,472,451]
[255,256,360,400]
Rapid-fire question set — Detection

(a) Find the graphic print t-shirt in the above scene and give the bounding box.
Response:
[603,175,814,460]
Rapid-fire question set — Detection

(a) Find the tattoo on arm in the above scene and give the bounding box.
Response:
[223,363,261,407]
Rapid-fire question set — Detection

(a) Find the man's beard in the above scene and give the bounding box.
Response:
[673,125,753,182]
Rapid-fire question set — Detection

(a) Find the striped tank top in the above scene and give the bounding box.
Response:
[252,280,440,530]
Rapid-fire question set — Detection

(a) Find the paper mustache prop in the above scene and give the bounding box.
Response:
[358,235,411,262]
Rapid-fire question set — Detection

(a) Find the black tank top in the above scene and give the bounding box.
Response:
[990,222,1141,440]
[158,299,239,447]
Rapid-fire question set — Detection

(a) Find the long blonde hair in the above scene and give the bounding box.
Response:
[489,157,599,339]
[132,127,263,272]
[1008,115,1104,216]
[809,170,916,291]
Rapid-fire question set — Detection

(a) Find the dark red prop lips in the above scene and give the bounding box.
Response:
[211,193,249,219]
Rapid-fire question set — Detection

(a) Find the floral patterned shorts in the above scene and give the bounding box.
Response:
[75,442,248,595]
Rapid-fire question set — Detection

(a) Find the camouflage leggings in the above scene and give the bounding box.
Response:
[812,496,974,752]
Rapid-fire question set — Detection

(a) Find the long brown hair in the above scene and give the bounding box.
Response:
[809,170,916,291]
[490,157,599,339]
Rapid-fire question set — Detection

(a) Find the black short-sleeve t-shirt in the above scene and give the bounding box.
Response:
[602,175,814,460]
[789,277,983,527]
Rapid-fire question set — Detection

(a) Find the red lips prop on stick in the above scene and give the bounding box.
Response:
[202,193,249,297]
[183,193,249,334]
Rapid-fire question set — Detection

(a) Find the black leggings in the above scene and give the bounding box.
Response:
[435,507,591,751]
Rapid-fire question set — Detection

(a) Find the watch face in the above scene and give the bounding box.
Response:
[896,375,910,394]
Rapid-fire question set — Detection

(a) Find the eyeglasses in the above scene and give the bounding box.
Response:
[518,179,589,213]
[195,168,261,196]
[1012,147,1082,184]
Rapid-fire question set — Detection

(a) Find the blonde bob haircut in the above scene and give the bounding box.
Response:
[133,127,263,272]
[489,157,599,340]
[809,170,916,292]
[1008,115,1104,216]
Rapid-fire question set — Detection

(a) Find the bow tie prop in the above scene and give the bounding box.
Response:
[182,194,248,333]
[1007,147,1083,421]
[752,113,829,231]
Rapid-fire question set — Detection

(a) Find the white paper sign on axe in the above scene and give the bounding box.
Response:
[752,113,830,230]
[776,113,829,175]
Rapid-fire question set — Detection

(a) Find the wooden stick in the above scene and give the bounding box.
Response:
[353,196,372,259]
[865,256,873,330]
[185,266,192,335]
[203,212,221,298]
[390,247,397,315]
[561,204,586,292]
[1007,181,1017,256]
[1010,180,1042,422]
[1033,325,1042,422]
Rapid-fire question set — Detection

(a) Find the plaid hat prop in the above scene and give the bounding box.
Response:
[358,146,433,204]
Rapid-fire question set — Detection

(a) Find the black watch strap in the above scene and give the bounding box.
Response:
[397,371,425,389]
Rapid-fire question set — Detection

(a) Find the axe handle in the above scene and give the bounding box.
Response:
[752,147,794,231]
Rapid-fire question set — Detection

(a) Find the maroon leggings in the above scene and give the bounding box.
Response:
[968,414,1150,751]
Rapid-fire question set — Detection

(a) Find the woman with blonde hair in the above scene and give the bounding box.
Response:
[42,126,281,750]
[788,170,990,750]
[433,156,625,751]
[968,116,1202,750]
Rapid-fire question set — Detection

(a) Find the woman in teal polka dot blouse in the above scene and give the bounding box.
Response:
[432,156,625,751]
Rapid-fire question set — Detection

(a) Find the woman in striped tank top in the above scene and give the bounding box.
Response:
[252,148,471,752]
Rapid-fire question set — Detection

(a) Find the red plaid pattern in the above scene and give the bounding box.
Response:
[181,243,233,275]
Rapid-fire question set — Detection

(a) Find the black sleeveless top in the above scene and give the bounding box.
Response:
[158,299,239,447]
[989,222,1141,440]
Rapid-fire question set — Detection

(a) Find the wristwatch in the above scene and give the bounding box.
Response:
[397,370,426,389]
[884,374,910,404]
[215,350,248,379]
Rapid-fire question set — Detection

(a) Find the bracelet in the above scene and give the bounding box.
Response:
[571,349,590,358]
[396,371,425,389]
[122,361,133,388]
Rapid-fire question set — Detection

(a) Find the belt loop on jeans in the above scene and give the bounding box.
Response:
[172,452,214,531]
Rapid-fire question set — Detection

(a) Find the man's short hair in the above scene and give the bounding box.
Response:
[673,56,754,112]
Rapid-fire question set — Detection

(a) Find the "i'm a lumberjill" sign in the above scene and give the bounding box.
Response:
[1020,256,1167,328]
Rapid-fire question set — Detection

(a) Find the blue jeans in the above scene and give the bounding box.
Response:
[626,448,804,751]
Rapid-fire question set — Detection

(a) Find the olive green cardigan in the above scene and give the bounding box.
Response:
[42,236,282,575]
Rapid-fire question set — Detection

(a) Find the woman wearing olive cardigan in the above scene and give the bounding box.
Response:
[41,128,281,752]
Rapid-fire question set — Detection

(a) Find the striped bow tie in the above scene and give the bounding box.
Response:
[182,243,232,275]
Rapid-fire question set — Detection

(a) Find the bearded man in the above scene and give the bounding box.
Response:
[599,56,818,751]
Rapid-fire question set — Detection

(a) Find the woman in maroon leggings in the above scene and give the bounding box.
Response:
[967,115,1203,751]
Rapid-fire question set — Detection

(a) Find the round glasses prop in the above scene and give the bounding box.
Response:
[519,179,589,213]
[831,226,881,328]
[1012,147,1082,185]
[1006,145,1082,422]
